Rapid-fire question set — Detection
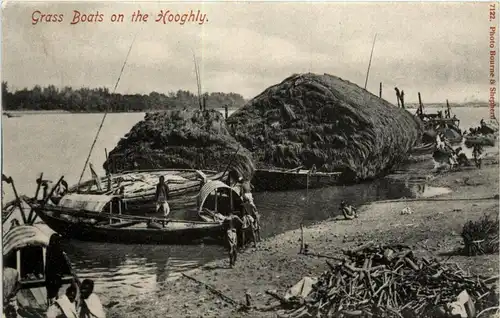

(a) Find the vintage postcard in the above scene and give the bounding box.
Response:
[1,1,499,317]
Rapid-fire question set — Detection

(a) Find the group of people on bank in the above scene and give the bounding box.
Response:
[222,172,262,267]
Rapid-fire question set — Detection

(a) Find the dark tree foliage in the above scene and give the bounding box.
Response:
[1,82,246,112]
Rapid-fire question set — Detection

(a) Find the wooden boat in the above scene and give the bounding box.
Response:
[483,119,499,133]
[30,191,229,245]
[66,168,226,215]
[464,134,497,147]
[3,225,75,317]
[3,112,22,118]
[252,167,342,192]
[410,142,436,156]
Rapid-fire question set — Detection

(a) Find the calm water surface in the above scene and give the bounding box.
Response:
[2,106,497,305]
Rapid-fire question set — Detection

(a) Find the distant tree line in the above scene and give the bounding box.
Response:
[1,82,246,112]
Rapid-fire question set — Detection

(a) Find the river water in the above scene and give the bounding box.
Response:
[1,106,497,306]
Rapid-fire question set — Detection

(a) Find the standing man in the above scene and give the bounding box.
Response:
[223,212,244,268]
[155,176,170,218]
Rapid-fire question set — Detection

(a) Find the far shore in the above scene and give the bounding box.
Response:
[2,108,240,115]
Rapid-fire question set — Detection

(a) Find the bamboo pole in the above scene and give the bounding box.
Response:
[34,173,44,201]
[299,223,305,254]
[379,82,382,98]
[364,33,377,90]
[395,88,401,107]
[181,273,243,307]
[27,173,44,223]
[77,35,137,189]
[42,176,64,206]
[9,178,27,224]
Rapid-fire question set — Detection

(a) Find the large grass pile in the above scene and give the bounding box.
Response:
[226,73,422,181]
[103,109,255,180]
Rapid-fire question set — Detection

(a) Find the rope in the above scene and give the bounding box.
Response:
[76,34,138,188]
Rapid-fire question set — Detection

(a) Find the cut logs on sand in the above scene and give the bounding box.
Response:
[269,243,499,318]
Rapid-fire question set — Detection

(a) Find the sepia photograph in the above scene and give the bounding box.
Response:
[1,1,499,317]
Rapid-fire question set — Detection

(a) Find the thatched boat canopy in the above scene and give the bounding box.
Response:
[103,109,255,181]
[226,73,422,182]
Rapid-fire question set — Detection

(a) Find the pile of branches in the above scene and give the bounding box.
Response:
[273,243,499,318]
[227,73,422,182]
[103,109,255,180]
[462,214,499,256]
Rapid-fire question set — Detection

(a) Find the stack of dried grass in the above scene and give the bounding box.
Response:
[103,109,255,180]
[273,243,499,318]
[462,214,499,256]
[227,73,422,182]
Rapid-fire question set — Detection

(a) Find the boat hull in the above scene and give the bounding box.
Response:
[35,209,225,245]
[410,142,436,156]
[252,169,342,192]
[465,135,497,147]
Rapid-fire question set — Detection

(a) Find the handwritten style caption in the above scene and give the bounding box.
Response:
[31,9,208,25]
[489,3,497,119]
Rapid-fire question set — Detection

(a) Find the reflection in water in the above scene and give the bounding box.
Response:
[60,176,436,305]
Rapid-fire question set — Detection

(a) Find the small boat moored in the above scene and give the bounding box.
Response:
[30,192,228,245]
[31,178,257,248]
[3,225,76,317]
[252,167,342,192]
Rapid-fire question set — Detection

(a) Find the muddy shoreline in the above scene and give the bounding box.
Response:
[107,163,499,318]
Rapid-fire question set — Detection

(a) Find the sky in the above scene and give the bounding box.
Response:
[1,1,497,103]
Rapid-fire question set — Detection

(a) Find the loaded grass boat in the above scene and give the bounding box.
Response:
[3,225,76,317]
[252,166,342,192]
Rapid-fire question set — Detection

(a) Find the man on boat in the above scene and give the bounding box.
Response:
[155,176,170,218]
[3,266,20,318]
[223,212,244,268]
[77,279,105,318]
[46,284,78,318]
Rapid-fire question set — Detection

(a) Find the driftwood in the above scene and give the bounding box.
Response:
[181,273,243,308]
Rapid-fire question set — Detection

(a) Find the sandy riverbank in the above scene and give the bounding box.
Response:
[108,163,499,318]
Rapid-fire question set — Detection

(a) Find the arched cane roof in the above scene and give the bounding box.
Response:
[197,180,241,212]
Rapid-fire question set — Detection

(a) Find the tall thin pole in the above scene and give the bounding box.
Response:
[77,35,137,188]
[364,33,377,90]
[192,51,202,110]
